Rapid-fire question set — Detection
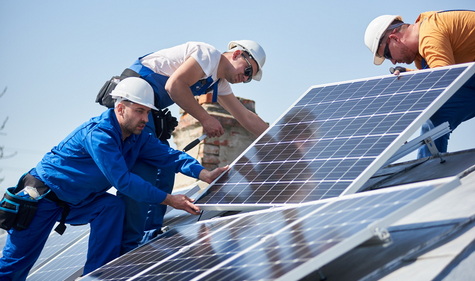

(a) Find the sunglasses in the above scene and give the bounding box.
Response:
[381,23,405,61]
[383,39,393,60]
[241,53,253,83]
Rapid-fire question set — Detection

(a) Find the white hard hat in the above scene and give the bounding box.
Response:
[228,40,266,81]
[364,15,403,65]
[110,77,158,111]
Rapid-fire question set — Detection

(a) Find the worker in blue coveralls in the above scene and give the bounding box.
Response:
[96,40,269,254]
[0,77,228,280]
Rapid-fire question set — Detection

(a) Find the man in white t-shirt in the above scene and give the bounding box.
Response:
[99,40,268,253]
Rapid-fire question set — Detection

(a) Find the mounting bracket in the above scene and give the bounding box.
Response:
[385,122,450,165]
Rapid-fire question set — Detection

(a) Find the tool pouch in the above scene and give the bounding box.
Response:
[0,187,38,231]
[96,76,121,108]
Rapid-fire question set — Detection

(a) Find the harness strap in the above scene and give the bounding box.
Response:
[44,191,70,235]
[211,79,220,102]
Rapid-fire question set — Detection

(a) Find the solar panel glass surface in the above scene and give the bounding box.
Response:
[196,65,473,210]
[27,224,89,280]
[82,177,459,281]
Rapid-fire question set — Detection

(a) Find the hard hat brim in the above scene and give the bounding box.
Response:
[253,70,262,81]
[111,92,159,111]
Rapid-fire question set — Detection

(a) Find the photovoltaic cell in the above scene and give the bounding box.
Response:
[82,177,460,281]
[196,64,475,210]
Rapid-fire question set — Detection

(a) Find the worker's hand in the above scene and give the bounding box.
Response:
[389,66,407,76]
[162,194,200,215]
[201,116,224,138]
[199,165,229,183]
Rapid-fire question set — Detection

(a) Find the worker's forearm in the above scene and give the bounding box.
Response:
[167,84,211,123]
[239,113,269,137]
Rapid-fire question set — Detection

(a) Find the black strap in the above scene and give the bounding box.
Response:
[54,205,70,235]
[120,68,141,79]
[44,189,70,235]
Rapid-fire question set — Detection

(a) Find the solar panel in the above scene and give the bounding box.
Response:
[196,63,475,210]
[81,176,460,281]
[27,224,89,280]
[0,225,88,280]
[0,187,202,280]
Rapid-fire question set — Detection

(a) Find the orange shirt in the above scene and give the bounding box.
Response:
[415,10,475,69]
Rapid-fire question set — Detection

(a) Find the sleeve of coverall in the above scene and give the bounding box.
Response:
[83,127,171,204]
[138,135,205,178]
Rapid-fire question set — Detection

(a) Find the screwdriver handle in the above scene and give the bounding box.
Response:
[182,134,207,152]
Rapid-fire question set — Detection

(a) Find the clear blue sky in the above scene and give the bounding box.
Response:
[1,1,473,188]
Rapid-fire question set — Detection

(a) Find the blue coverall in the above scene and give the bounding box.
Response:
[119,58,219,253]
[0,109,204,280]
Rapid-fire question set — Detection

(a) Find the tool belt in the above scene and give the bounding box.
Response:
[0,173,70,235]
[96,69,178,140]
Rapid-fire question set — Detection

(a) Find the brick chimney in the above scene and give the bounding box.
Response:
[172,93,262,189]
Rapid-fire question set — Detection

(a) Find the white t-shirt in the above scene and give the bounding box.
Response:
[140,42,233,96]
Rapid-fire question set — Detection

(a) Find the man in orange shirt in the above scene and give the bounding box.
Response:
[364,10,475,158]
